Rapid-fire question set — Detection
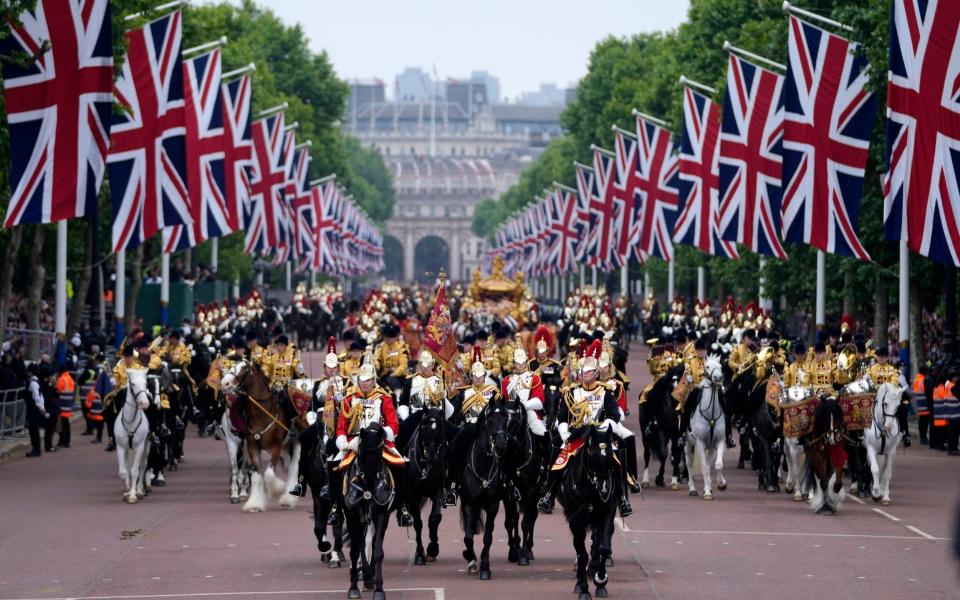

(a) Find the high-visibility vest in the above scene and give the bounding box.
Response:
[912,374,928,416]
[934,380,960,427]
[84,388,104,421]
[56,372,76,418]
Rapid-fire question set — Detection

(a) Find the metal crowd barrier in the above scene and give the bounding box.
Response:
[0,387,26,440]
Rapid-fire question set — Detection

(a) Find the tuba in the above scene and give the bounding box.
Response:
[835,343,858,373]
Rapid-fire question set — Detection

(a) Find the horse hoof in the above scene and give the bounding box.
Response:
[703,493,713,501]
[526,550,535,560]
[319,541,332,553]
[508,548,519,563]
[596,588,609,598]
[427,542,439,558]
[467,562,479,576]
[414,553,426,566]
[871,494,882,503]
[737,460,745,469]
[785,483,795,494]
[518,556,529,566]
[425,555,437,563]
[372,592,386,600]
[578,593,592,600]
[329,560,341,569]
[230,497,240,504]
[243,507,262,513]
[881,498,891,506]
[126,496,138,505]
[641,480,650,489]
[717,483,727,491]
[766,486,778,494]
[793,495,803,502]
[364,579,374,590]
[670,483,679,491]
[574,582,587,594]
[606,557,614,568]
[348,589,361,599]
[479,570,491,581]
[688,490,698,497]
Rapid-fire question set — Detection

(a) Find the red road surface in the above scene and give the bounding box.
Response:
[1,342,958,600]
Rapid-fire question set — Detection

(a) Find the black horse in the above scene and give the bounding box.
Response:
[300,420,346,569]
[402,407,448,566]
[342,423,394,600]
[638,364,686,489]
[502,398,545,567]
[458,398,511,580]
[559,424,619,600]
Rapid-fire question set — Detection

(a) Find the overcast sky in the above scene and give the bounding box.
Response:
[241,0,690,101]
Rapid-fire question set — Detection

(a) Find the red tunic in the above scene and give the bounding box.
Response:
[501,372,544,406]
[335,387,400,449]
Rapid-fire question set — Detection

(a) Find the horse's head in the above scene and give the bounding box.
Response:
[416,407,446,460]
[584,424,617,476]
[813,394,846,445]
[357,422,386,469]
[479,399,510,458]
[125,368,152,410]
[875,382,907,433]
[704,354,724,386]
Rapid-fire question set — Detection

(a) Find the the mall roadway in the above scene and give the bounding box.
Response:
[1,343,958,600]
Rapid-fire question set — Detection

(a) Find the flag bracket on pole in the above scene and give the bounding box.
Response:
[723,40,786,71]
[310,173,336,187]
[124,0,188,22]
[257,102,288,118]
[781,1,853,32]
[589,144,615,157]
[183,36,227,57]
[611,124,637,139]
[222,63,256,81]
[679,75,718,96]
[631,109,671,129]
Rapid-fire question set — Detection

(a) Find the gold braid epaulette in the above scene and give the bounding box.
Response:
[461,383,496,416]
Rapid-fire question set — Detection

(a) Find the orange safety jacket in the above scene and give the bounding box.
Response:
[84,388,104,421]
[56,371,76,418]
[912,374,928,416]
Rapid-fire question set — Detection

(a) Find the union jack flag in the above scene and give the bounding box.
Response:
[586,147,619,270]
[718,54,788,259]
[245,112,287,257]
[551,183,589,273]
[574,162,596,263]
[675,86,739,258]
[108,11,189,252]
[884,0,960,266]
[288,146,313,261]
[221,74,252,233]
[1,0,113,227]
[310,178,338,273]
[611,130,643,265]
[781,16,876,260]
[633,115,679,261]
[163,48,230,252]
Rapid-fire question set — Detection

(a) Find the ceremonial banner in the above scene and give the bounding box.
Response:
[839,393,874,431]
[423,281,457,368]
[783,396,817,438]
[0,0,113,226]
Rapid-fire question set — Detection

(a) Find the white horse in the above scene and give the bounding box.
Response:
[217,409,251,504]
[114,368,152,504]
[864,382,907,506]
[685,355,727,500]
[779,377,810,502]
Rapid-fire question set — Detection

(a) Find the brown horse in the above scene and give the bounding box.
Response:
[222,360,301,512]
[802,395,847,514]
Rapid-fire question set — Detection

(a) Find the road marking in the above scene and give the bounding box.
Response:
[905,525,938,540]
[615,516,631,532]
[15,588,446,600]
[848,495,865,505]
[624,529,948,541]
[872,508,901,522]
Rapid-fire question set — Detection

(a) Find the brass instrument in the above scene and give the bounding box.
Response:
[734,346,774,378]
[835,343,858,372]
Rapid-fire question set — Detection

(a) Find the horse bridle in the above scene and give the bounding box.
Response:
[120,386,150,449]
[872,387,899,455]
[234,362,290,440]
[468,409,506,489]
[410,415,445,479]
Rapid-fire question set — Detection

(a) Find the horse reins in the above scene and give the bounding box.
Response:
[872,388,899,456]
[237,367,290,439]
[120,388,148,449]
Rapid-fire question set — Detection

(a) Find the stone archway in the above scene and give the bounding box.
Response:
[382,235,404,282]
[413,235,449,283]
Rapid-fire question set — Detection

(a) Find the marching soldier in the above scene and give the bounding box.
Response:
[537,340,633,517]
[333,353,413,527]
[446,348,501,504]
[494,328,515,377]
[868,347,911,447]
[373,323,410,393]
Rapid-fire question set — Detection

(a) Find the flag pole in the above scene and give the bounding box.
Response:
[815,249,825,335]
[758,255,770,310]
[782,1,853,32]
[621,265,629,296]
[898,240,910,373]
[210,237,218,273]
[668,260,675,304]
[55,220,67,364]
[697,265,706,303]
[161,252,170,326]
[115,250,125,347]
[579,264,585,289]
[591,266,597,289]
[221,63,255,81]
[285,261,292,292]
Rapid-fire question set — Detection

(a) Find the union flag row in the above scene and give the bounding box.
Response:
[488,0,960,275]
[0,0,382,276]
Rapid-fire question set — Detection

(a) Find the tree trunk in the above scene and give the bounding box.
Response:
[909,278,925,377]
[25,224,47,359]
[0,226,24,344]
[66,218,93,337]
[124,245,144,334]
[873,275,889,350]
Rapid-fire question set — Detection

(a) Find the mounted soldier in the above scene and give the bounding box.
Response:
[397,350,454,446]
[373,322,410,395]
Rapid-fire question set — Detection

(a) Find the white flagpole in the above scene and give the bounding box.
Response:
[55,220,67,360]
[621,265,629,296]
[899,240,910,369]
[668,260,676,304]
[115,250,125,347]
[210,237,219,273]
[697,266,706,302]
[758,255,770,310]
[310,268,317,289]
[644,269,650,298]
[579,264,585,289]
[815,250,826,334]
[160,253,170,326]
[285,262,292,292]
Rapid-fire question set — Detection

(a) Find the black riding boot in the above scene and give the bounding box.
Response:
[290,424,319,497]
[618,448,634,518]
[537,467,562,513]
[897,402,911,447]
[624,436,642,493]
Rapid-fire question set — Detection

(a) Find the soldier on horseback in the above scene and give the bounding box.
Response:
[262,334,303,391]
[373,323,409,394]
[334,352,413,527]
[868,347,911,446]
[538,340,633,517]
[677,338,736,449]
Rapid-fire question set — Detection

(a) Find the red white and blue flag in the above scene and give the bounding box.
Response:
[547,185,584,274]
[245,112,287,257]
[163,48,230,252]
[1,0,113,227]
[108,11,189,252]
[586,147,619,270]
[288,145,313,263]
[884,0,960,266]
[718,54,788,259]
[611,129,643,265]
[221,74,252,233]
[574,162,596,264]
[632,115,679,262]
[781,16,876,260]
[675,85,739,258]
[310,178,338,273]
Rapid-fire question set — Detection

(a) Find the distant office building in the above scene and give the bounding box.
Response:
[347,78,385,127]
[470,70,501,104]
[395,67,436,102]
[518,83,568,107]
[446,78,488,117]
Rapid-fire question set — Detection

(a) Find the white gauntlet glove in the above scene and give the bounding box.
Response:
[558,422,571,442]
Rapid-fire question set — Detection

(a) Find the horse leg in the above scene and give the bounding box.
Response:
[866,442,882,502]
[591,513,613,599]
[479,501,499,580]
[131,438,147,502]
[347,517,362,599]
[764,439,778,493]
[504,498,520,563]
[669,435,682,490]
[697,440,713,500]
[243,446,266,513]
[462,504,478,576]
[684,437,697,496]
[714,432,727,492]
[116,436,130,500]
[371,512,388,600]
[413,500,426,565]
[520,491,539,565]
[640,435,651,488]
[312,493,332,556]
[570,517,589,598]
[426,495,442,561]
[279,440,301,508]
[880,445,896,505]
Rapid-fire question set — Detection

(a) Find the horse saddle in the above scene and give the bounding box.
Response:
[342,463,395,508]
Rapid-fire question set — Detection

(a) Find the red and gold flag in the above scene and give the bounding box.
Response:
[423,278,457,368]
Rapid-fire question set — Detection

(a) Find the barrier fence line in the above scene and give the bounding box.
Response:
[0,387,26,439]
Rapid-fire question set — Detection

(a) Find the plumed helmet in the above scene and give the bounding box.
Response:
[418,350,435,369]
[324,336,339,369]
[471,345,485,377]
[580,339,603,373]
[358,347,376,382]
